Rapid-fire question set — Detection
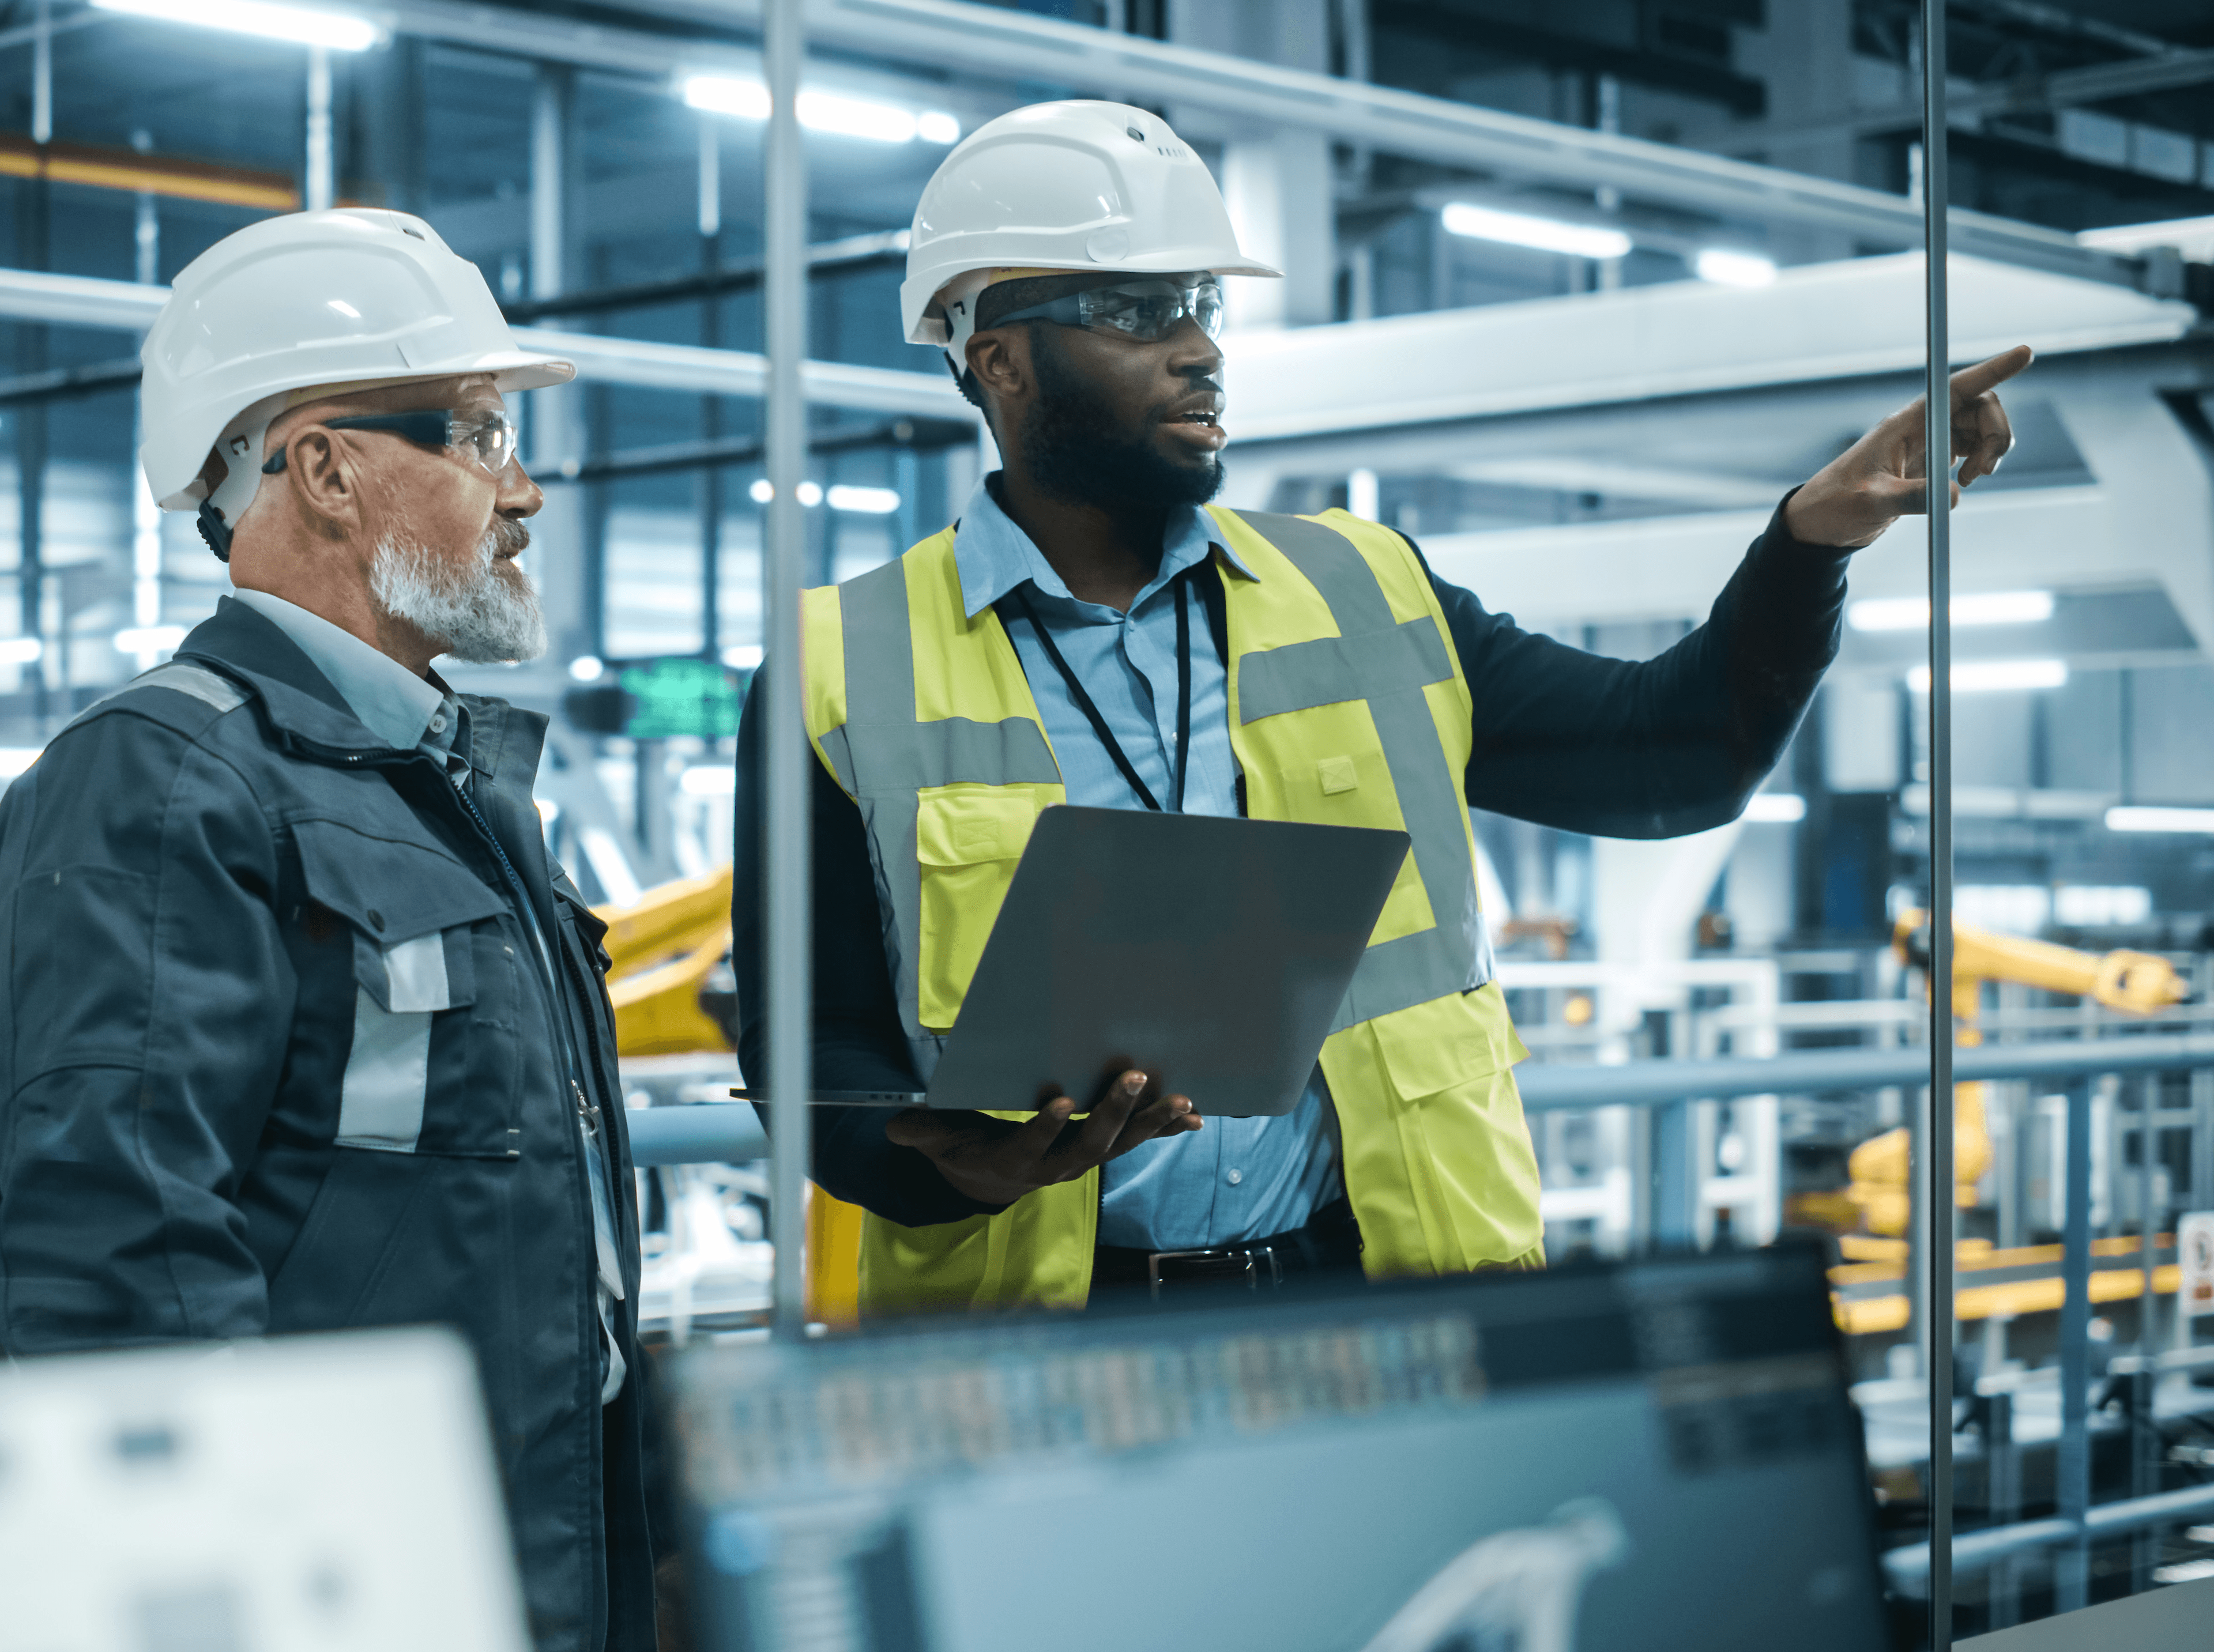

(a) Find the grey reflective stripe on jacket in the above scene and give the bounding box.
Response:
[86,661,248,719]
[828,558,1061,1071]
[827,511,1491,1050]
[1232,511,1495,1031]
[339,932,457,1152]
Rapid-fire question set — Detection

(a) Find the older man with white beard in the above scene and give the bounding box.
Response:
[0,212,665,1652]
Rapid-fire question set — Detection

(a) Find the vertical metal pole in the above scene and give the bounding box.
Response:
[19,16,49,726]
[698,115,723,662]
[763,0,812,1340]
[2058,1077,2093,1613]
[304,46,334,212]
[31,0,50,146]
[1919,2,1956,1645]
[1987,1389,2019,1631]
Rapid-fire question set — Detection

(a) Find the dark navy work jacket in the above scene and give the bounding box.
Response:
[0,597,659,1652]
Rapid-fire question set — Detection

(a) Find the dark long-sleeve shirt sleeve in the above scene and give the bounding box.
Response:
[732,678,1007,1228]
[734,495,1848,1225]
[1418,493,1848,837]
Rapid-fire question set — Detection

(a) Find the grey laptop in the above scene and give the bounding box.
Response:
[740,805,1407,1117]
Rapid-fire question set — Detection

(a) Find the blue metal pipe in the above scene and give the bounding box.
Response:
[627,1103,768,1166]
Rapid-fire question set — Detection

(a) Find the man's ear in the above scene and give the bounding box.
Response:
[965,327,1031,409]
[276,424,365,535]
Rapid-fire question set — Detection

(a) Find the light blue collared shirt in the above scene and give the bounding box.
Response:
[951,478,1342,1251]
[229,590,627,1402]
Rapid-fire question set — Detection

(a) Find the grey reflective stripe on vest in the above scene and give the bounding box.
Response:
[835,560,1061,1061]
[1231,511,1493,1031]
[336,933,455,1152]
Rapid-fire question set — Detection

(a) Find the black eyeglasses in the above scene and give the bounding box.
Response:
[989,277,1225,344]
[261,408,520,480]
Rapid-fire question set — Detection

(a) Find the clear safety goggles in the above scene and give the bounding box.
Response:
[262,408,521,481]
[989,276,1225,344]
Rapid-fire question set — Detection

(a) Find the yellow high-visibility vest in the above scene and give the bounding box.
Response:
[800,506,1543,1316]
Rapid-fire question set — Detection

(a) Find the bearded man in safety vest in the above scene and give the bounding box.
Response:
[733,100,2029,1317]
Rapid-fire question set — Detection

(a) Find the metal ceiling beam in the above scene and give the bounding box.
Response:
[0,267,980,421]
[619,0,2145,289]
[1720,46,2214,156]
[71,0,2140,291]
[499,228,907,324]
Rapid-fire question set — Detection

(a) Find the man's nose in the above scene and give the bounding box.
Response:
[499,460,545,519]
[1165,317,1223,377]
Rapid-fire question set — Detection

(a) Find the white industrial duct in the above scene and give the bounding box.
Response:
[0,268,979,422]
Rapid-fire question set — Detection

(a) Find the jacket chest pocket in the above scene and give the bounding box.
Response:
[295,818,526,1159]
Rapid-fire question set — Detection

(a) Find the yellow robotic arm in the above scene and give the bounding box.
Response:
[592,865,736,1058]
[1843,909,2185,1236]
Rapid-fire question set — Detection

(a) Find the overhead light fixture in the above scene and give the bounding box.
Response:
[1439,202,1631,261]
[113,625,187,655]
[722,644,765,670]
[679,765,737,797]
[0,748,40,779]
[2106,805,2214,834]
[91,0,385,51]
[1848,591,2055,632]
[1742,793,1806,824]
[568,655,605,683]
[826,484,899,514]
[0,638,41,666]
[1905,658,2068,693]
[1693,249,1778,288]
[680,74,952,145]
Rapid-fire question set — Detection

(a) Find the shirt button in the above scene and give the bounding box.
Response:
[1226,1168,1242,1186]
[429,713,447,734]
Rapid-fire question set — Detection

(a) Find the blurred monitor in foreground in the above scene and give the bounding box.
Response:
[673,1246,1885,1652]
[0,1327,530,1652]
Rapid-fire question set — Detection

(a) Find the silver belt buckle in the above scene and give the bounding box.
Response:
[1144,1244,1283,1300]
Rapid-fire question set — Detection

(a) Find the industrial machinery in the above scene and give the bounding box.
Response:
[1842,910,2187,1238]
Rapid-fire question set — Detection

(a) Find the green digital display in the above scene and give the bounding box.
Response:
[617,657,743,741]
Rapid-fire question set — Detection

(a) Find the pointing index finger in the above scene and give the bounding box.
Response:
[1949,345,2033,403]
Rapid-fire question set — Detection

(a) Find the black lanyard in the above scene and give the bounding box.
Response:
[1004,565,1195,813]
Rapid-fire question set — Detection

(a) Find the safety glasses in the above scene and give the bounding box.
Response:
[989,276,1225,344]
[261,408,521,481]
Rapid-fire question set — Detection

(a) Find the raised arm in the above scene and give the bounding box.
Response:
[1418,502,1850,839]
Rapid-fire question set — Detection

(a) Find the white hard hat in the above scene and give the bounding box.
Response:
[901,100,1280,364]
[140,208,574,555]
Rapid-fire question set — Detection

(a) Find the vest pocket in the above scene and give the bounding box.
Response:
[913,787,1041,1030]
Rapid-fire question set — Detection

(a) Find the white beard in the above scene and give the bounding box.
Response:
[370,531,547,665]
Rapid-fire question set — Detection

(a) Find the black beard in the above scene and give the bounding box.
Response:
[1018,327,1224,522]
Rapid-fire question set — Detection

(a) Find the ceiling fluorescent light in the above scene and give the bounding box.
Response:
[1848,591,2055,632]
[722,644,765,670]
[799,90,917,143]
[1440,202,1630,261]
[825,484,899,514]
[91,0,383,50]
[2106,805,2214,834]
[113,625,187,655]
[1693,249,1777,287]
[0,638,41,666]
[1906,658,2068,693]
[1742,793,1806,823]
[680,75,929,144]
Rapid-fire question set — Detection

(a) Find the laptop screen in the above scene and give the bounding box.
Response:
[672,1246,1888,1652]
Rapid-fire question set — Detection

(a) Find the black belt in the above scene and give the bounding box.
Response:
[1092,1197,1364,1299]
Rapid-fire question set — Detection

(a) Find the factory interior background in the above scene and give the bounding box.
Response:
[3,0,2214,1648]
